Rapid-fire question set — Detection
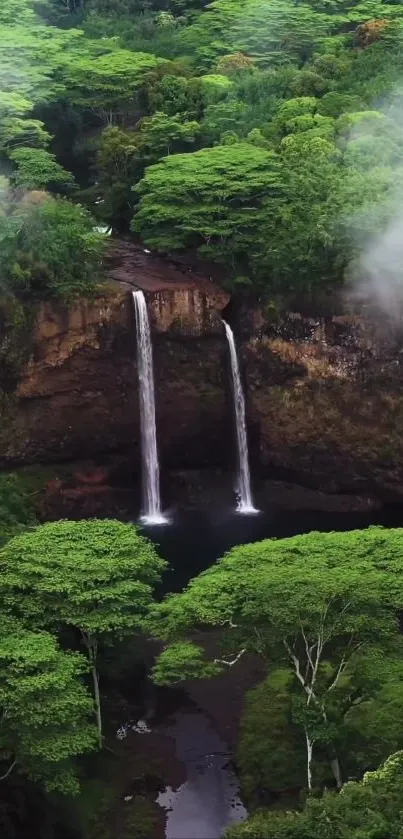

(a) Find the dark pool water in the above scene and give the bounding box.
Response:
[140,503,403,592]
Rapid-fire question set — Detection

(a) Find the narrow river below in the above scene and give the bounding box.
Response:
[157,709,247,838]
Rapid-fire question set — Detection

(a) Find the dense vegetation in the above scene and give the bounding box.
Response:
[3,0,403,836]
[151,527,403,792]
[227,749,403,838]
[1,0,403,304]
[2,519,403,835]
[0,516,166,836]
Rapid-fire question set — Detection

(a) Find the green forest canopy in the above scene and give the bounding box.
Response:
[0,0,402,299]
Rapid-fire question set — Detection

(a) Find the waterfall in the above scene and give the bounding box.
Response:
[133,291,167,525]
[223,321,258,514]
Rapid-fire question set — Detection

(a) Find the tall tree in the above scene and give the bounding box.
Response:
[133,142,283,278]
[0,616,97,793]
[0,519,167,745]
[60,48,165,124]
[0,194,104,301]
[226,750,403,839]
[150,527,403,791]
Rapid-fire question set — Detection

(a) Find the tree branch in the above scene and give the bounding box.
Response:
[327,641,363,694]
[0,759,17,781]
[214,648,246,667]
[300,623,315,675]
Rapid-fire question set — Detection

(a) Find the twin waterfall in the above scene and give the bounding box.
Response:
[223,321,257,514]
[133,291,257,522]
[132,291,167,525]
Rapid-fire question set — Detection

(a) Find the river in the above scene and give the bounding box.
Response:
[157,709,247,838]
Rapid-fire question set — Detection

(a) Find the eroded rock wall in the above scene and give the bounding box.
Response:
[3,268,403,505]
[242,309,403,501]
[0,281,230,475]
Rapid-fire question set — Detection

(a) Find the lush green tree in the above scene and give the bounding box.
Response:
[151,527,403,791]
[94,125,139,227]
[0,519,167,744]
[0,194,104,301]
[133,142,283,278]
[147,73,194,116]
[136,110,200,157]
[237,650,403,803]
[60,48,165,123]
[237,669,306,804]
[95,112,199,227]
[181,0,333,69]
[9,148,75,191]
[0,474,37,548]
[252,135,344,293]
[226,750,403,838]
[0,92,50,152]
[0,616,97,794]
[201,101,249,143]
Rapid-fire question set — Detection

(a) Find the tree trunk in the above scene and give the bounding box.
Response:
[305,728,313,792]
[83,633,103,747]
[91,662,103,747]
[330,756,342,789]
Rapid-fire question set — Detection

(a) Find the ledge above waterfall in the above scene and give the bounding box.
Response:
[106,239,230,337]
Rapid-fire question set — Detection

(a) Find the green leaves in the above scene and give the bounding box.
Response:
[0,194,104,301]
[0,617,97,793]
[60,47,165,117]
[0,518,167,754]
[133,142,283,267]
[151,527,403,793]
[9,148,74,190]
[227,750,403,838]
[152,641,221,684]
[0,518,167,637]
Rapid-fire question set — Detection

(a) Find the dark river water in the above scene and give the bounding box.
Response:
[141,503,403,593]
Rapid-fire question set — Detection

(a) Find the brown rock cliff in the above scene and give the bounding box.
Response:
[2,242,403,505]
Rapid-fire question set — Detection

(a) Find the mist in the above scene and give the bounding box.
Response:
[345,91,403,318]
[347,213,403,316]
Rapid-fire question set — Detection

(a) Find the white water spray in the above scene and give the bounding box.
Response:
[223,321,258,514]
[133,291,167,525]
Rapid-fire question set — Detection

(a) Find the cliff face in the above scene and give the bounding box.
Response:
[2,243,403,505]
[0,245,231,476]
[243,309,403,502]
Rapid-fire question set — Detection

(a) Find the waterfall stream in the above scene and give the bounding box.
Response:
[223,321,258,514]
[133,290,167,524]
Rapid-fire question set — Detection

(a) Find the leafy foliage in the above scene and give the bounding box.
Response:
[0,473,37,548]
[133,143,283,279]
[237,669,306,804]
[0,193,104,301]
[0,518,167,741]
[60,48,165,121]
[226,750,403,838]
[0,518,167,634]
[0,617,97,794]
[9,148,75,190]
[151,527,403,789]
[0,0,403,297]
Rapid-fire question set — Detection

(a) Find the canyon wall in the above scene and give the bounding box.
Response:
[2,243,403,504]
[0,266,231,478]
[242,307,403,502]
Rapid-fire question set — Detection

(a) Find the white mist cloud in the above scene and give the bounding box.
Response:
[344,92,403,317]
[348,213,403,314]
